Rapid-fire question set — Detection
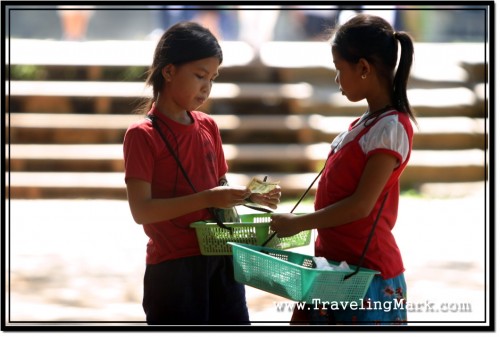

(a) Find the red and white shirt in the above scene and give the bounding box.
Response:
[314,110,414,279]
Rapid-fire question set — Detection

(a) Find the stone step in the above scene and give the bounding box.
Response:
[7,39,257,68]
[259,42,486,86]
[6,143,486,177]
[7,113,486,150]
[7,80,484,118]
[296,86,484,117]
[6,158,487,200]
[6,80,310,114]
[5,172,320,199]
[306,115,486,149]
[8,39,485,85]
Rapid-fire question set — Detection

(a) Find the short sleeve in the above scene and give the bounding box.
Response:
[123,126,155,183]
[359,114,410,164]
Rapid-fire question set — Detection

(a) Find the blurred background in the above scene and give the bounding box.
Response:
[4,4,491,328]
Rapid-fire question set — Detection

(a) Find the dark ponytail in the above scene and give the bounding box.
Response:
[393,31,417,124]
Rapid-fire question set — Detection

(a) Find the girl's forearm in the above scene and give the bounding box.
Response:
[295,153,396,231]
[292,195,373,231]
[129,190,212,225]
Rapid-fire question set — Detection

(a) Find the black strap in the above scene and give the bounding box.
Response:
[146,115,197,192]
[244,203,274,213]
[261,165,325,247]
[343,192,389,280]
[146,115,232,233]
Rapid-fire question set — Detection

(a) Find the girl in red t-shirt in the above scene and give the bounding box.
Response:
[270,14,417,325]
[123,22,281,325]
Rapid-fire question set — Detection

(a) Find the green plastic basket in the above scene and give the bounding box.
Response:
[229,243,380,304]
[190,213,311,256]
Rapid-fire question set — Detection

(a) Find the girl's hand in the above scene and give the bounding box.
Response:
[270,213,302,237]
[208,185,252,209]
[248,186,282,210]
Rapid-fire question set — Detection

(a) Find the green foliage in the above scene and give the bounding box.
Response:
[400,188,423,198]
[9,65,48,80]
[122,66,148,81]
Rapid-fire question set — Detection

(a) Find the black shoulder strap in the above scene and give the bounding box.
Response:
[146,115,232,233]
[146,115,197,193]
[343,191,389,280]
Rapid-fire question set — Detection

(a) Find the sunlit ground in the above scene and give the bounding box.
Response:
[5,182,487,327]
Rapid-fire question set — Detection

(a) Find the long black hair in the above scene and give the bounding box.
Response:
[331,14,417,124]
[138,21,223,113]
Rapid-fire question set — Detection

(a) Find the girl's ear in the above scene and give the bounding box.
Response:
[162,64,174,81]
[358,58,371,79]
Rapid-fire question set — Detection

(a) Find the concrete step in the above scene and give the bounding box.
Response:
[7,39,257,68]
[6,142,486,180]
[6,156,487,200]
[5,171,325,199]
[8,39,485,85]
[7,143,486,169]
[7,80,484,118]
[6,80,310,114]
[7,113,486,150]
[296,86,484,117]
[4,171,320,199]
[6,171,128,199]
[259,41,486,86]
[307,115,486,150]
[6,143,325,173]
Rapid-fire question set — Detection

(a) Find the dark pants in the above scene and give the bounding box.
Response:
[143,255,249,325]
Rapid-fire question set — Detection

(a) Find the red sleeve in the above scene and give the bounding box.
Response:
[213,120,228,179]
[123,123,155,183]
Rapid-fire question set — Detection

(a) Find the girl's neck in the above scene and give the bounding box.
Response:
[365,83,392,115]
[358,104,393,126]
[365,103,393,117]
[154,102,192,125]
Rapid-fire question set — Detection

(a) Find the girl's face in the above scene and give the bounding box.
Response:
[164,56,220,113]
[332,48,366,102]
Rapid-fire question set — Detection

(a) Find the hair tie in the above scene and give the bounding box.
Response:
[393,31,398,38]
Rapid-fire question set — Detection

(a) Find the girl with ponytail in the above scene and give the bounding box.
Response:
[270,14,415,325]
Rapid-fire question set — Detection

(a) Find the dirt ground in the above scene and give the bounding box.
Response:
[4,182,490,329]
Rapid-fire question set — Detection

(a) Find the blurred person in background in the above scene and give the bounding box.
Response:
[293,6,340,41]
[152,6,239,41]
[57,5,94,41]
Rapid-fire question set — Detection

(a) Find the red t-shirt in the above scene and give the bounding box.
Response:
[123,107,228,264]
[314,110,414,279]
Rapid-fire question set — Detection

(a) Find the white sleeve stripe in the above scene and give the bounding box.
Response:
[359,115,410,163]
